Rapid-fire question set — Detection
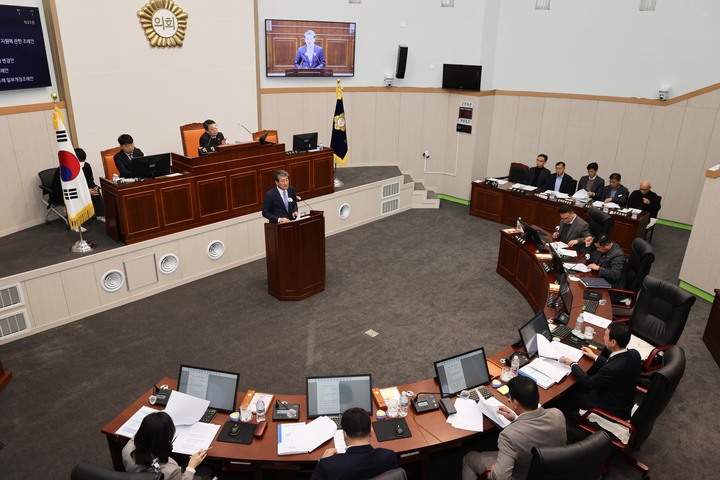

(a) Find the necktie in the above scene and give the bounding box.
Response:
[282,189,288,211]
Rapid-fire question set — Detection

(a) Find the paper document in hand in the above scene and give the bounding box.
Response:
[563,263,591,273]
[446,397,484,432]
[172,422,221,455]
[477,395,512,429]
[537,334,583,363]
[572,189,589,199]
[333,429,347,454]
[557,248,577,257]
[164,390,211,426]
[550,241,568,250]
[627,334,655,361]
[582,312,611,329]
[115,406,156,438]
[277,416,337,455]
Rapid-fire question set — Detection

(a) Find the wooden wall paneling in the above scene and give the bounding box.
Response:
[537,98,571,162]
[512,96,545,164]
[270,37,298,71]
[124,191,161,238]
[470,96,495,184]
[160,183,196,228]
[325,38,352,72]
[470,183,503,222]
[229,170,260,212]
[563,100,598,177]
[302,92,330,146]
[276,94,304,147]
[687,87,720,110]
[0,115,31,233]
[288,158,311,196]
[350,92,377,164]
[398,92,425,174]
[312,156,334,192]
[260,94,279,133]
[422,93,451,180]
[488,95,520,176]
[374,91,401,165]
[614,104,653,183]
[587,102,625,170]
[643,104,685,206]
[196,176,230,221]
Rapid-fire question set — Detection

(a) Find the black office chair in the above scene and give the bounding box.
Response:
[626,276,696,347]
[586,207,614,238]
[644,194,662,243]
[577,345,685,480]
[496,162,530,183]
[369,467,407,480]
[526,431,613,480]
[70,461,163,480]
[609,238,655,314]
[38,168,68,226]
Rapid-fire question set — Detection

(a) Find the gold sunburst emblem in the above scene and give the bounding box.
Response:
[334,113,346,131]
[137,0,188,48]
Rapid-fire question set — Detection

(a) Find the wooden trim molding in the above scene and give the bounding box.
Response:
[0,101,66,115]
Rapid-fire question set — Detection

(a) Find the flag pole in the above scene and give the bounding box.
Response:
[331,79,346,188]
[71,228,96,253]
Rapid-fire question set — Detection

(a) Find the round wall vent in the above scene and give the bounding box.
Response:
[158,253,179,274]
[101,269,125,292]
[338,203,351,220]
[207,240,225,260]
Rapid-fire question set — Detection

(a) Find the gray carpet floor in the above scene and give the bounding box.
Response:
[0,200,718,479]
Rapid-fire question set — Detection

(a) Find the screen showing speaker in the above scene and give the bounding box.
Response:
[0,5,52,91]
[442,64,482,91]
[265,19,356,77]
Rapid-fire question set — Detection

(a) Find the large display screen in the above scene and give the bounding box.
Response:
[0,5,52,91]
[265,19,356,78]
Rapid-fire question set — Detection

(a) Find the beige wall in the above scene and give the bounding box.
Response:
[262,87,720,224]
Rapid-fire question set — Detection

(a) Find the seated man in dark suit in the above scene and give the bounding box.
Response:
[199,119,227,149]
[586,234,625,289]
[113,133,144,178]
[525,154,551,188]
[310,407,397,480]
[262,169,298,223]
[544,161,575,195]
[559,322,641,421]
[462,376,566,480]
[552,205,590,249]
[577,162,605,199]
[627,180,661,218]
[601,173,629,206]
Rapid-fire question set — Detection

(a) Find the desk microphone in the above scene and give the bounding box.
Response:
[296,195,314,217]
[240,124,254,137]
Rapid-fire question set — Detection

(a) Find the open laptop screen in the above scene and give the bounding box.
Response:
[558,274,573,316]
[177,365,239,412]
[519,310,551,357]
[306,374,372,418]
[434,347,491,398]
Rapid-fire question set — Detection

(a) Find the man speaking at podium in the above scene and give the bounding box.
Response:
[262,170,298,223]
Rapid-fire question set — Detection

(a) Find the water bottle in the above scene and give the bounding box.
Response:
[516,217,523,231]
[398,392,409,417]
[510,355,520,377]
[318,141,323,150]
[256,399,266,422]
[112,173,119,185]
[575,313,585,333]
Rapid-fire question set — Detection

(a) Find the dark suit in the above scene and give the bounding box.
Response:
[588,243,625,289]
[262,186,298,223]
[577,175,605,198]
[199,131,225,148]
[525,167,550,188]
[295,45,326,69]
[601,184,630,206]
[310,444,397,480]
[557,216,590,245]
[545,173,575,195]
[113,148,144,178]
[627,189,661,218]
[570,349,641,420]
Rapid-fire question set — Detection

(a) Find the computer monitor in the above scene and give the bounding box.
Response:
[434,347,491,398]
[292,132,318,152]
[176,365,240,412]
[519,219,548,251]
[518,310,552,358]
[306,374,372,418]
[548,243,567,279]
[558,274,573,316]
[131,153,171,179]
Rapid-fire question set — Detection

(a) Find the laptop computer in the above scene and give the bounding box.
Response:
[434,346,493,402]
[518,310,553,359]
[306,374,373,426]
[177,364,240,422]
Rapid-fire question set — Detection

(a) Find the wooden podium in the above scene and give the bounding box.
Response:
[264,211,325,301]
[0,359,12,391]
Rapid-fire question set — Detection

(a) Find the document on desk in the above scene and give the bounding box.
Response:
[582,312,612,329]
[563,262,591,273]
[164,390,211,426]
[277,416,337,455]
[172,422,220,455]
[557,248,577,257]
[486,177,508,185]
[446,397,484,432]
[628,334,655,361]
[477,395,512,430]
[550,241,568,250]
[572,189,589,199]
[538,334,583,363]
[519,358,566,389]
[115,406,157,438]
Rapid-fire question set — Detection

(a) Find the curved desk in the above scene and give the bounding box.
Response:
[101,230,614,478]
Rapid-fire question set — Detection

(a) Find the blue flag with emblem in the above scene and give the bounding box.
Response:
[330,79,348,166]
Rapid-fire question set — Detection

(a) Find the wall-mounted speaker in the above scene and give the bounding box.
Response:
[395,45,408,79]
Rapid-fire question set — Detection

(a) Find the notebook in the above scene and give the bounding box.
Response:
[580,277,612,289]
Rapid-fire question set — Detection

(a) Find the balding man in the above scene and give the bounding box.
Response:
[627,180,661,218]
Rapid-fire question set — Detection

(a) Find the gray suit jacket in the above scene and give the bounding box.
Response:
[589,243,626,288]
[557,215,590,245]
[491,407,567,480]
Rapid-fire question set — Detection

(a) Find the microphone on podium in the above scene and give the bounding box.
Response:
[295,195,314,218]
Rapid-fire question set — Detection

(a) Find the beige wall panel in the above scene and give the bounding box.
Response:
[227,222,251,265]
[487,96,520,177]
[178,234,207,280]
[512,97,545,165]
[61,264,101,316]
[202,229,231,272]
[123,251,158,293]
[276,94,304,147]
[703,109,720,170]
[642,105,685,204]
[0,116,32,234]
[587,102,625,173]
[374,92,401,165]
[443,94,479,197]
[420,94,450,184]
[303,93,331,146]
[472,96,495,183]
[538,98,571,162]
[398,93,426,175]
[348,93,377,165]
[24,273,69,328]
[614,104,653,183]
[247,217,268,258]
[665,107,717,223]
[564,100,599,178]
[687,88,720,110]
[93,256,131,305]
[153,241,183,287]
[680,176,720,292]
[260,94,279,133]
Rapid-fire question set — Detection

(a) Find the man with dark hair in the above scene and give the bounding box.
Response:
[311,408,397,480]
[462,376,566,480]
[544,161,575,195]
[525,154,551,188]
[586,234,625,289]
[601,173,629,206]
[199,119,226,148]
[113,134,144,178]
[627,180,662,218]
[262,169,298,223]
[560,322,641,420]
[552,205,590,248]
[577,162,605,198]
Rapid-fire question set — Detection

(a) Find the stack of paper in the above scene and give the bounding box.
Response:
[277,416,337,455]
[446,398,485,432]
[519,359,564,389]
[538,334,583,362]
[572,189,589,199]
[477,395,512,429]
[582,312,611,329]
[563,263,591,273]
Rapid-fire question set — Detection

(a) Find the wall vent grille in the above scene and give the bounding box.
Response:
[0,310,28,338]
[0,284,23,312]
[382,181,401,198]
[381,198,400,215]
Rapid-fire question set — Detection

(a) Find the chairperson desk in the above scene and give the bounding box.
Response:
[101,143,334,244]
[469,180,650,254]
[100,233,609,477]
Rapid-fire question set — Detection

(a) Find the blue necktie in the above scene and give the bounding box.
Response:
[282,189,288,211]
